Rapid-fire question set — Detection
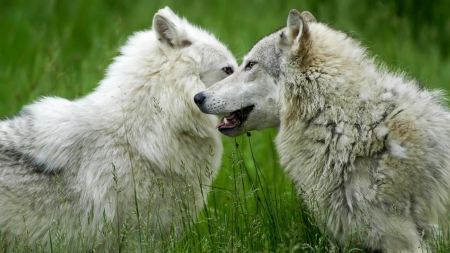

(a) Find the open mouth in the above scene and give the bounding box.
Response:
[217,105,255,130]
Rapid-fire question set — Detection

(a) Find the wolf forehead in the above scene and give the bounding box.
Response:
[244,29,285,78]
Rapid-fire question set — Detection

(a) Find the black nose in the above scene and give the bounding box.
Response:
[194,92,206,106]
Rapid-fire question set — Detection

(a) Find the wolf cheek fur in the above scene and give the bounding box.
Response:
[196,9,450,253]
[0,6,237,250]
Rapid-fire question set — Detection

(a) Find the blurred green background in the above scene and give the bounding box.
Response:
[1,0,450,252]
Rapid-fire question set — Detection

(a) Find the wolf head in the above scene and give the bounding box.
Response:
[194,10,317,137]
[153,7,237,87]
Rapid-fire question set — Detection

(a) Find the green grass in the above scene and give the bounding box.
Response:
[1,0,450,252]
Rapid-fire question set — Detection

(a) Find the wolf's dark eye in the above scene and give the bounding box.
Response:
[222,66,234,75]
[245,61,257,71]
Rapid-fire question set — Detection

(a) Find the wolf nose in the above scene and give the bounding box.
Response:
[194,92,206,106]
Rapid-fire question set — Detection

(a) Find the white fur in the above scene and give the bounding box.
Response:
[196,9,450,253]
[276,10,450,252]
[0,6,236,251]
[387,140,409,159]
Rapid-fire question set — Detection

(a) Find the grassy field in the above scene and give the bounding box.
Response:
[1,0,450,252]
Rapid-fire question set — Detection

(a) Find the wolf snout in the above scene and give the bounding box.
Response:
[194,92,206,106]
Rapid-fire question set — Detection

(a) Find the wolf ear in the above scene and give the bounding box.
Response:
[285,10,315,49]
[286,9,303,46]
[300,11,316,23]
[153,7,192,48]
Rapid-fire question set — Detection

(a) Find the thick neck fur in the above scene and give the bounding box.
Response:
[88,31,218,151]
[278,21,426,183]
[282,23,378,122]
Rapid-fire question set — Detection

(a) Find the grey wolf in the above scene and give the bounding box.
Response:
[0,6,236,251]
[195,9,450,252]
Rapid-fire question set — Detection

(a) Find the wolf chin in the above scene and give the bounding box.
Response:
[196,9,450,253]
[0,6,236,251]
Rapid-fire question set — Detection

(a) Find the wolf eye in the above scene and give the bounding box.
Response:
[222,66,234,75]
[245,61,257,71]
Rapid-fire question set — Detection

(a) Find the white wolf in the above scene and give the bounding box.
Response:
[196,9,450,253]
[0,6,237,251]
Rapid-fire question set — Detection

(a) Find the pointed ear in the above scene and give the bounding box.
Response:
[300,11,316,23]
[153,7,192,48]
[286,9,304,47]
[285,10,316,50]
